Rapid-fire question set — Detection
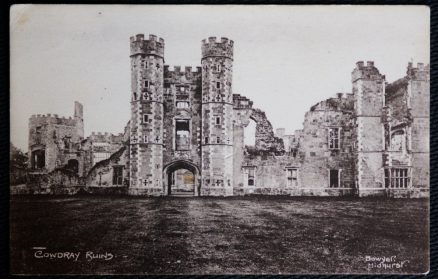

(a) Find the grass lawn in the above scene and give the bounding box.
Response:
[10,196,428,275]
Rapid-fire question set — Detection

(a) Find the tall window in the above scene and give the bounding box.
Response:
[112,166,123,185]
[286,168,298,187]
[143,114,149,123]
[216,136,220,144]
[216,82,221,89]
[144,135,148,143]
[175,119,190,150]
[385,168,410,188]
[329,169,340,188]
[204,137,209,144]
[144,80,149,88]
[328,128,340,149]
[216,117,221,125]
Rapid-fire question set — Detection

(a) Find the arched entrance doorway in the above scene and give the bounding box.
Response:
[163,160,201,196]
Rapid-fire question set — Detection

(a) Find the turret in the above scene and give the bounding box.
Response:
[200,37,235,196]
[129,34,165,195]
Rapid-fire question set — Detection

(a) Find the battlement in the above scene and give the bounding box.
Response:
[30,114,77,126]
[407,61,430,81]
[89,131,124,143]
[130,33,165,58]
[351,60,385,82]
[201,36,234,59]
[164,65,202,74]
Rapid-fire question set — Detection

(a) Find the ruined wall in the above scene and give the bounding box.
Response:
[25,168,84,195]
[28,103,85,176]
[86,146,129,187]
[162,66,202,168]
[232,94,254,189]
[129,34,164,195]
[299,95,356,195]
[250,109,285,153]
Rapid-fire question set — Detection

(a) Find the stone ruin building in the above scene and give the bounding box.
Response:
[22,34,430,198]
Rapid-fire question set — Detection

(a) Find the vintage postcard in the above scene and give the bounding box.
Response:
[10,4,429,275]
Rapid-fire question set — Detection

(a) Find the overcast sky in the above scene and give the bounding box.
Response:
[10,5,429,151]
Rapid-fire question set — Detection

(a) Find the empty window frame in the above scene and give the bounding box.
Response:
[390,130,405,152]
[286,168,298,187]
[175,119,190,150]
[328,128,340,149]
[329,169,340,188]
[385,168,410,188]
[112,166,123,185]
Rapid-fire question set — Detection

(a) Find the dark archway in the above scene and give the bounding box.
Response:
[163,160,201,196]
[67,159,79,173]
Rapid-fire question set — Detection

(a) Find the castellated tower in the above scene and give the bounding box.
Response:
[201,37,234,196]
[352,61,386,196]
[129,34,165,195]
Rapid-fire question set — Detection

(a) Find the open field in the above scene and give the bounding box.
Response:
[10,196,428,275]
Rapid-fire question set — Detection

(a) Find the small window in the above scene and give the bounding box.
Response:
[329,169,340,188]
[144,135,148,143]
[216,136,220,144]
[248,168,255,186]
[112,166,123,185]
[205,137,209,144]
[133,92,137,101]
[328,128,340,149]
[286,168,298,187]
[143,114,149,123]
[144,80,149,88]
[216,117,221,125]
[216,82,220,89]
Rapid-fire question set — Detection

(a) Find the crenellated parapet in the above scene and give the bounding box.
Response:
[130,34,165,58]
[29,114,77,127]
[407,62,430,81]
[89,132,124,143]
[164,65,202,84]
[351,61,385,82]
[201,37,234,59]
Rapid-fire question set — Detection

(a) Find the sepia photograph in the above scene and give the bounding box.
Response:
[9,4,429,275]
